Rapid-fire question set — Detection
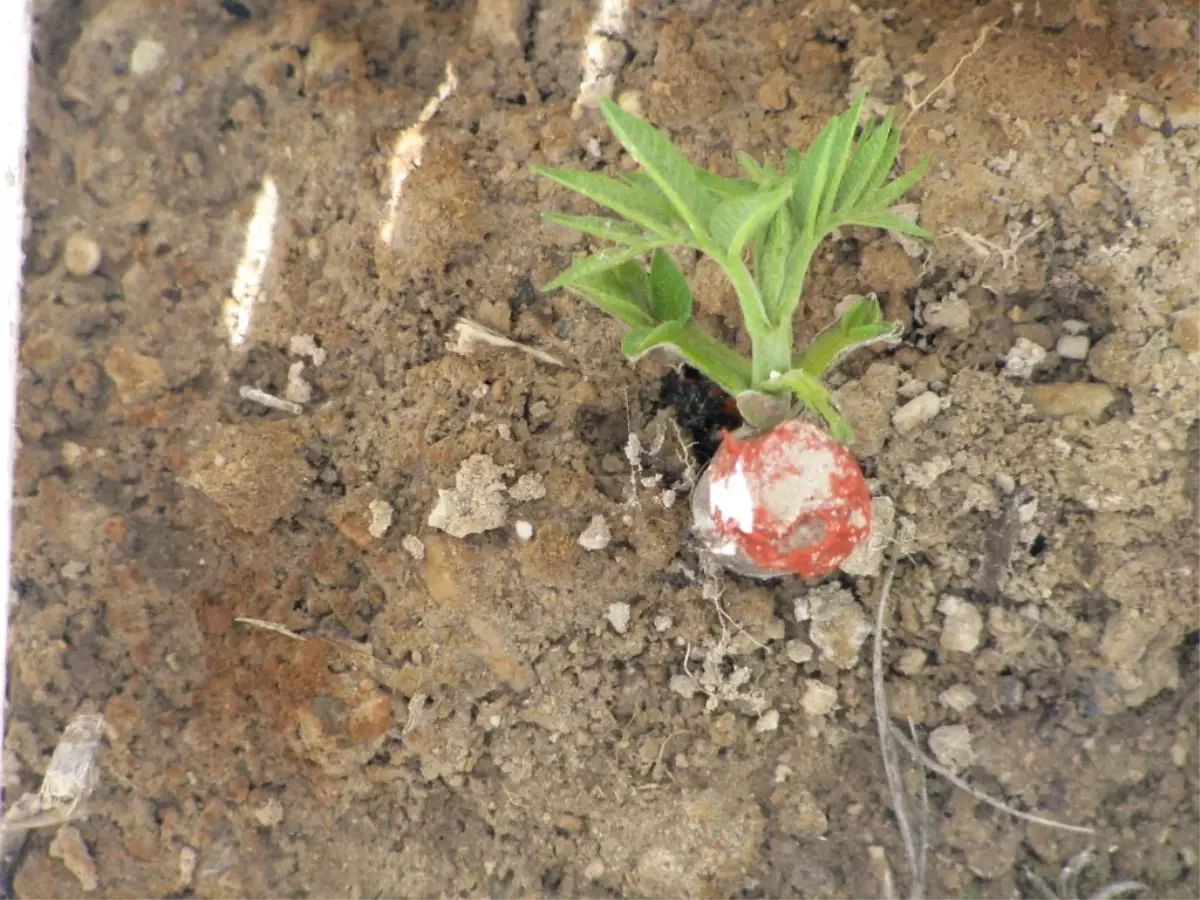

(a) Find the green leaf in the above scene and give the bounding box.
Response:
[833,113,890,213]
[709,182,792,261]
[541,212,658,245]
[558,262,657,330]
[763,369,853,442]
[694,167,756,199]
[544,246,656,292]
[816,93,867,227]
[620,321,682,358]
[737,152,767,182]
[846,208,933,240]
[758,207,794,317]
[597,97,717,248]
[862,154,930,211]
[649,250,693,323]
[791,114,839,236]
[533,165,681,237]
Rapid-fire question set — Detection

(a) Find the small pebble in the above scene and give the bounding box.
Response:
[1173,306,1200,352]
[1002,337,1047,379]
[938,595,984,654]
[1056,334,1090,360]
[939,684,978,712]
[578,514,611,551]
[130,38,167,76]
[401,535,425,560]
[1025,383,1117,419]
[801,680,838,717]
[182,151,204,177]
[606,602,630,634]
[785,640,813,664]
[928,723,976,773]
[64,233,101,276]
[892,391,942,434]
[514,520,533,541]
[755,709,780,733]
[367,500,393,539]
[653,615,672,632]
[895,647,927,675]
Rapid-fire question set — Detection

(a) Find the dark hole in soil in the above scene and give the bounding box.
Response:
[1028,533,1048,556]
[657,367,741,467]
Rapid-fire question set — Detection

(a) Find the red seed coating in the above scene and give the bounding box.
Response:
[705,419,872,578]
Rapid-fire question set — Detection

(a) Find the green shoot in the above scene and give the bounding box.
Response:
[534,92,931,436]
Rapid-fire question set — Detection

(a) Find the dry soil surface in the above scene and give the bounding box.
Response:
[6,0,1199,897]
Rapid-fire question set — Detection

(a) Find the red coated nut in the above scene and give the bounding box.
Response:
[693,418,872,578]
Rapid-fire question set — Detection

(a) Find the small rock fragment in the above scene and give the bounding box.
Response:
[178,847,197,888]
[1002,337,1047,379]
[928,723,975,772]
[1025,383,1117,419]
[939,684,978,712]
[401,535,425,560]
[892,391,942,434]
[49,825,97,892]
[801,679,838,717]
[808,588,872,670]
[785,640,813,664]
[284,361,312,405]
[938,595,984,654]
[288,334,328,366]
[130,38,167,76]
[367,500,393,539]
[427,455,513,538]
[606,602,631,633]
[514,520,533,541]
[508,473,546,501]
[578,514,612,551]
[1055,334,1090,360]
[755,709,780,733]
[924,295,972,335]
[896,647,927,675]
[758,70,791,111]
[64,233,102,276]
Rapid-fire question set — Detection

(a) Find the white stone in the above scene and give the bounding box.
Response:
[130,39,168,76]
[64,233,101,276]
[786,640,814,664]
[578,514,612,550]
[367,500,393,539]
[839,495,894,577]
[1002,337,1047,379]
[928,724,976,772]
[755,710,780,732]
[939,684,978,712]
[1056,334,1090,360]
[895,647,927,675]
[808,588,871,669]
[801,679,838,717]
[606,602,630,634]
[401,535,425,560]
[924,295,972,335]
[939,595,984,654]
[892,391,942,434]
[514,520,533,541]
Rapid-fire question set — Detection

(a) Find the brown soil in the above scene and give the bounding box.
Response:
[7,0,1198,897]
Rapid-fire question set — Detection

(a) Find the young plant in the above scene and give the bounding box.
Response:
[534,91,930,439]
[535,93,930,577]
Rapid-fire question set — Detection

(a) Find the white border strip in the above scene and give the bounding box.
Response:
[0,0,32,752]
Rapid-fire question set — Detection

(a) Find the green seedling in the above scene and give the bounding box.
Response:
[534,92,931,439]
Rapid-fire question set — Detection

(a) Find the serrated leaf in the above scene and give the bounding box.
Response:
[833,113,890,213]
[709,183,792,261]
[864,127,902,199]
[533,165,681,237]
[598,97,717,248]
[694,167,756,199]
[817,93,867,227]
[620,321,683,358]
[560,262,657,330]
[846,208,933,240]
[846,321,903,343]
[649,249,692,323]
[792,117,839,236]
[840,295,882,332]
[541,212,657,245]
[862,154,930,211]
[544,245,656,293]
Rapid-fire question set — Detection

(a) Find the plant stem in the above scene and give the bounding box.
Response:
[750,323,793,386]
